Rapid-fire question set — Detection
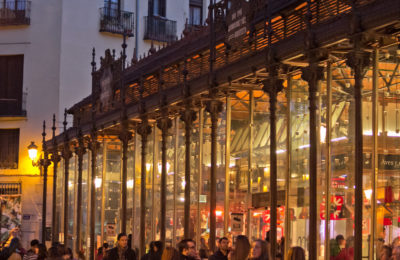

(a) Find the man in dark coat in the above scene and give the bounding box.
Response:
[105,233,137,260]
[209,237,229,260]
[177,239,199,260]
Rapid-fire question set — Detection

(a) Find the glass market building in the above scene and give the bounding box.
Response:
[43,0,400,259]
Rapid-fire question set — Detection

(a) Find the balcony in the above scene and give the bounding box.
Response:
[0,92,27,117]
[99,7,134,36]
[0,1,31,26]
[144,16,177,43]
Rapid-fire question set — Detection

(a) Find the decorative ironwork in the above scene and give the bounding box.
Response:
[144,16,177,43]
[0,1,30,26]
[99,7,134,36]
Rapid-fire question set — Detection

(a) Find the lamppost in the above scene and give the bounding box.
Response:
[27,121,51,243]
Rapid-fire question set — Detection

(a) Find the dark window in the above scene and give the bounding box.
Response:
[0,129,19,169]
[0,55,24,116]
[148,0,166,17]
[104,0,120,17]
[189,0,202,26]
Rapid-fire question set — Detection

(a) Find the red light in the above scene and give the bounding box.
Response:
[216,210,223,217]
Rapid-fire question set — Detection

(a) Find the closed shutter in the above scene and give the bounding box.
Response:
[0,129,19,169]
[0,55,24,115]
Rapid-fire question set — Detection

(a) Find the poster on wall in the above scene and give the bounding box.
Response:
[0,196,22,242]
[231,213,243,232]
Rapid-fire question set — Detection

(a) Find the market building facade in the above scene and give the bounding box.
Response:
[40,0,400,259]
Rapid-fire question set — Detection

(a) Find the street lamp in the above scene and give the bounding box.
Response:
[27,142,38,162]
[27,121,51,244]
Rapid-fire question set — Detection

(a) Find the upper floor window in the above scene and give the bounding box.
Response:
[0,129,19,169]
[0,55,25,116]
[148,0,166,17]
[189,0,202,26]
[0,0,31,26]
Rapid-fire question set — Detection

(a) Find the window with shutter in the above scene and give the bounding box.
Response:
[148,0,166,17]
[189,0,203,26]
[0,55,24,116]
[0,129,19,169]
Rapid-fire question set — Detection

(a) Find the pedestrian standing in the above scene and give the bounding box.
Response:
[22,239,39,260]
[161,247,179,260]
[177,239,199,260]
[105,233,137,260]
[209,238,229,260]
[251,240,269,260]
[228,236,250,260]
[286,247,305,260]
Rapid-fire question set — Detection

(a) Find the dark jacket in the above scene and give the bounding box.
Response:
[209,250,228,260]
[105,246,137,260]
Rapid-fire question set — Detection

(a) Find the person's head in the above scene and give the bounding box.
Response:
[219,237,229,252]
[230,235,250,260]
[380,245,392,260]
[153,241,163,253]
[37,243,48,259]
[336,235,346,248]
[178,239,196,257]
[30,239,39,250]
[252,240,269,260]
[286,247,305,260]
[48,246,60,258]
[103,242,109,250]
[161,247,179,260]
[117,233,128,248]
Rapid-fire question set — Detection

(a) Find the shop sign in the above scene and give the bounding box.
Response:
[106,223,116,237]
[378,154,400,170]
[320,195,344,220]
[252,191,285,208]
[231,213,243,232]
[225,0,249,49]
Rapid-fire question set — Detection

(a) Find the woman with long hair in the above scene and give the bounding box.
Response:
[229,236,251,260]
[161,246,179,260]
[286,247,305,260]
[36,243,48,260]
[251,240,269,260]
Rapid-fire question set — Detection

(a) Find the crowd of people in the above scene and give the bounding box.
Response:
[0,238,81,260]
[3,232,400,259]
[96,233,305,260]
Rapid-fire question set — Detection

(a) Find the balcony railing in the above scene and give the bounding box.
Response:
[144,16,177,43]
[99,7,134,36]
[0,92,27,117]
[0,1,30,26]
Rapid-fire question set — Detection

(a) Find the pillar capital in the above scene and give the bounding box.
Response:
[157,117,172,132]
[262,77,284,98]
[206,99,223,116]
[119,129,133,144]
[137,117,152,138]
[180,109,197,127]
[346,50,371,79]
[61,144,73,160]
[301,65,324,92]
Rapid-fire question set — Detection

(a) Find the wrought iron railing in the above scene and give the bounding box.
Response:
[0,1,30,26]
[144,16,177,42]
[0,91,27,117]
[99,7,134,36]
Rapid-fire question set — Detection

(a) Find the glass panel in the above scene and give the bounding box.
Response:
[176,119,185,242]
[145,127,155,249]
[191,114,201,244]
[94,142,103,250]
[81,153,89,252]
[325,61,357,259]
[103,140,122,245]
[56,158,64,242]
[375,50,400,256]
[68,155,76,247]
[133,133,141,250]
[229,91,251,240]
[288,75,310,255]
[127,139,135,242]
